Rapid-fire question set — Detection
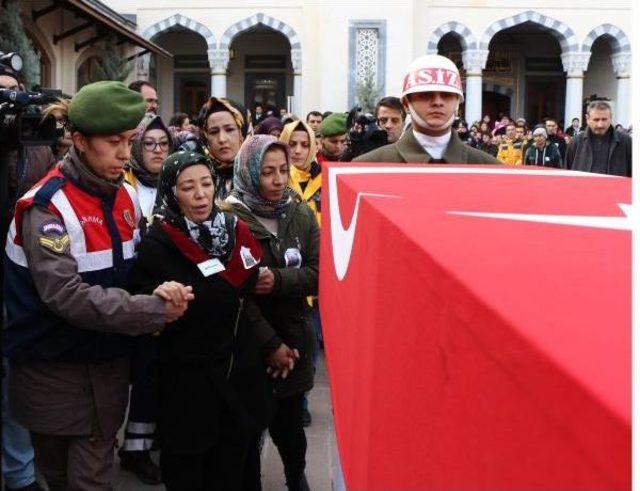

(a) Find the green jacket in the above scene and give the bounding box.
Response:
[355,128,501,164]
[227,197,320,398]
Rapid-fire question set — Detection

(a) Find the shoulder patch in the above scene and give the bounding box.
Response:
[39,234,70,254]
[39,219,66,237]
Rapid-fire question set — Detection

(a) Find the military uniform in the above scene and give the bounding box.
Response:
[355,129,500,164]
[3,81,167,491]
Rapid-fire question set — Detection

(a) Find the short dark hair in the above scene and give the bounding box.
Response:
[375,96,406,120]
[128,80,155,93]
[306,111,322,122]
[169,112,189,128]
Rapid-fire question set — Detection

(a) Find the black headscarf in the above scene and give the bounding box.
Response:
[154,150,236,262]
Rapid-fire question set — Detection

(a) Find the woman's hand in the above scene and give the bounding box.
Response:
[266,344,300,379]
[153,281,194,323]
[254,268,275,295]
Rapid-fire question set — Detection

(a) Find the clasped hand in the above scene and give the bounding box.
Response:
[153,281,194,323]
[254,268,275,295]
[266,343,300,379]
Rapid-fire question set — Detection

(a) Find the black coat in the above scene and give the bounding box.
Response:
[566,127,632,177]
[128,219,275,455]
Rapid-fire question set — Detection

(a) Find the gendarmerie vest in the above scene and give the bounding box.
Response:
[4,165,142,363]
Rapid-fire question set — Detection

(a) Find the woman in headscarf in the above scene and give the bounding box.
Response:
[225,135,319,491]
[280,120,321,225]
[256,116,284,138]
[125,114,173,220]
[198,97,250,204]
[128,150,276,491]
[279,120,322,427]
[119,114,173,485]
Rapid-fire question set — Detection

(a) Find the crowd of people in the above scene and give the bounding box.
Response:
[452,110,632,173]
[0,50,632,491]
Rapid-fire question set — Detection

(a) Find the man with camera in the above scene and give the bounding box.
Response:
[0,59,57,215]
[375,96,405,144]
[355,55,499,165]
[1,51,53,491]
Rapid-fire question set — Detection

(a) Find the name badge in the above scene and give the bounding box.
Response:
[284,247,302,268]
[240,246,258,270]
[197,258,225,277]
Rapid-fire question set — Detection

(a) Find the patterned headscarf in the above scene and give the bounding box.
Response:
[230,135,292,219]
[154,150,236,261]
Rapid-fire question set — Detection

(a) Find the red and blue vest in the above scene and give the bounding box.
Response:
[3,165,142,363]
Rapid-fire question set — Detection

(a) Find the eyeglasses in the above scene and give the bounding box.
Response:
[142,140,170,151]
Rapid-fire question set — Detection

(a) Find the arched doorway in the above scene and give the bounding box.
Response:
[583,37,618,119]
[483,91,511,121]
[150,27,210,121]
[226,25,293,114]
[436,32,466,120]
[485,22,564,125]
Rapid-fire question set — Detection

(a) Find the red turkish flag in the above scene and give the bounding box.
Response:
[320,164,630,491]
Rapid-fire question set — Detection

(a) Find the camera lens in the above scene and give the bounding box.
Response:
[10,54,23,72]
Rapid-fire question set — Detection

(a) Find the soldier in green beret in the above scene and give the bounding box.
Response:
[318,113,348,164]
[3,80,194,490]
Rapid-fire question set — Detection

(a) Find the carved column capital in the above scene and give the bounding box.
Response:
[461,49,489,75]
[561,51,591,77]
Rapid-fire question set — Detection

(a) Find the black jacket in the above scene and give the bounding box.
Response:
[566,127,632,177]
[524,143,562,168]
[226,198,319,398]
[128,219,275,455]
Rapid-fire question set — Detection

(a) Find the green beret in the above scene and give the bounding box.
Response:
[321,112,348,137]
[69,81,146,135]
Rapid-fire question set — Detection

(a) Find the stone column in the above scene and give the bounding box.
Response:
[209,48,229,98]
[291,48,302,117]
[561,52,591,126]
[611,52,631,128]
[461,49,489,124]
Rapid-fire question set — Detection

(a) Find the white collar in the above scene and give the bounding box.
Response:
[412,130,452,159]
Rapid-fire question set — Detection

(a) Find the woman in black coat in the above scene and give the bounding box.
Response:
[127,150,275,490]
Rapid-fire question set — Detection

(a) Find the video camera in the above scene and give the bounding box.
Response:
[0,52,60,149]
[342,105,388,161]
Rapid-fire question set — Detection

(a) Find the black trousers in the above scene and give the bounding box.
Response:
[160,421,249,491]
[268,394,307,485]
[122,336,158,452]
